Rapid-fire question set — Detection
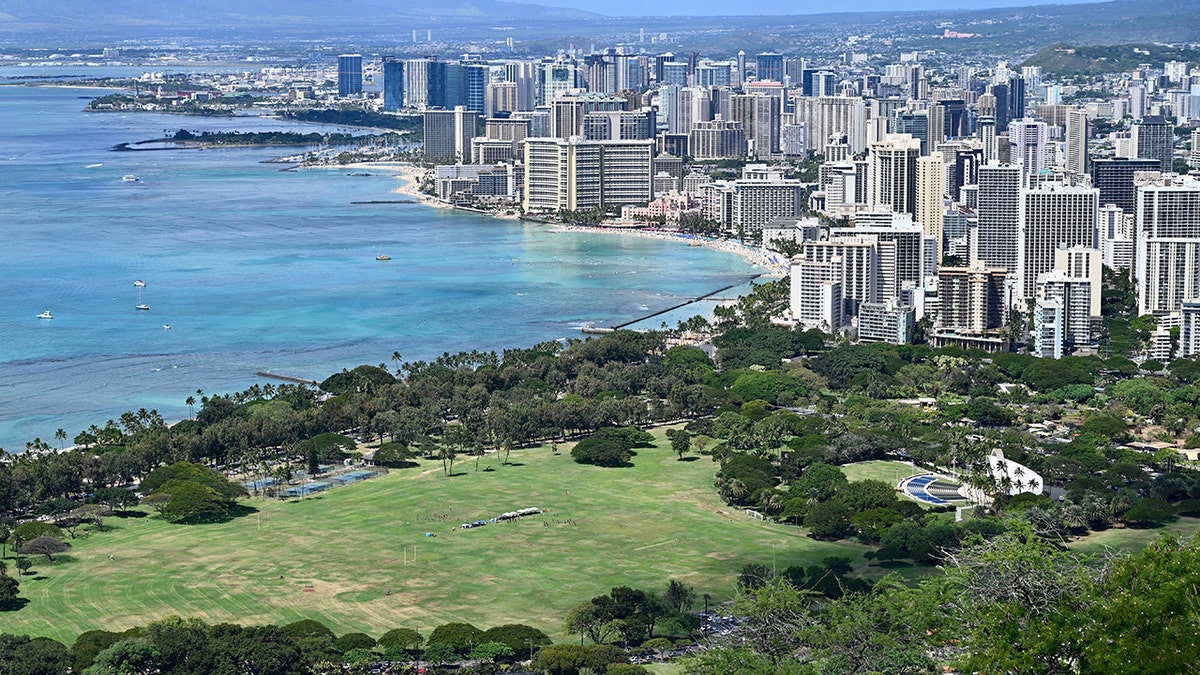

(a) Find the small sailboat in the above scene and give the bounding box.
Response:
[162,324,171,330]
[122,174,140,182]
[376,245,391,261]
[133,280,146,288]
[37,310,53,319]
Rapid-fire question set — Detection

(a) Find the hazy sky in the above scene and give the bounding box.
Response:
[527,0,1096,16]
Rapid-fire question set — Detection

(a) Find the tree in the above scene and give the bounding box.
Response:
[422,642,458,664]
[17,536,70,563]
[533,644,629,675]
[158,481,233,524]
[804,501,852,540]
[86,638,162,675]
[0,634,73,675]
[666,428,691,460]
[333,632,376,653]
[377,628,423,652]
[427,622,482,655]
[790,463,847,502]
[479,624,551,654]
[664,579,697,613]
[469,641,513,662]
[0,574,18,606]
[93,487,138,514]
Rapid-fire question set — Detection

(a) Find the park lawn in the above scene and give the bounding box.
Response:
[4,427,871,644]
[839,460,920,486]
[1067,516,1200,556]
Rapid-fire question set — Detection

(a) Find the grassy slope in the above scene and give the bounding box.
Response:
[4,428,869,644]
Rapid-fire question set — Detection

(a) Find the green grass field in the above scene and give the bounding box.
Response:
[1068,517,1200,555]
[3,428,871,644]
[839,460,920,486]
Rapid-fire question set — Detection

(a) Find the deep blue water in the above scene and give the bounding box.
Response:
[0,85,758,449]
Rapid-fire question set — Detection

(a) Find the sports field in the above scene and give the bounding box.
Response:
[4,428,870,643]
[839,460,920,485]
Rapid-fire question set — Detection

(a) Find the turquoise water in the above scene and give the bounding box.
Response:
[0,85,759,449]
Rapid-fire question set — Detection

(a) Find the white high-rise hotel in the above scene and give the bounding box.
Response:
[1136,176,1200,316]
[1018,182,1098,302]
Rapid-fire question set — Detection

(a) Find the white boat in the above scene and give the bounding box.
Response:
[136,304,150,311]
[122,174,140,182]
[133,280,146,288]
[37,310,53,319]
[376,245,391,261]
[162,324,171,330]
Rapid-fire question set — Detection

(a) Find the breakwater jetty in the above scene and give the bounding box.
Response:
[581,275,762,334]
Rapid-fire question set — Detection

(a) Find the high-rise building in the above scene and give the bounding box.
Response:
[755,53,784,83]
[1190,129,1200,169]
[790,257,844,332]
[1033,299,1066,359]
[978,116,998,164]
[1065,108,1089,175]
[522,137,653,212]
[1054,245,1103,317]
[504,61,538,111]
[931,261,1009,352]
[1007,117,1049,177]
[975,163,1022,274]
[423,107,479,162]
[583,109,656,141]
[794,96,868,154]
[550,93,626,138]
[916,152,946,258]
[857,301,916,344]
[1181,300,1200,357]
[539,60,579,106]
[1018,182,1098,302]
[1136,176,1200,316]
[689,118,746,159]
[338,54,363,98]
[460,63,489,114]
[868,134,921,216]
[802,236,887,317]
[1132,115,1175,173]
[382,58,404,111]
[1092,157,1161,214]
[404,59,432,109]
[1036,270,1093,355]
[485,82,519,118]
[731,94,781,159]
[832,222,927,301]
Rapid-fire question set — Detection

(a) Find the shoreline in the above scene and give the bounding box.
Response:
[330,161,789,274]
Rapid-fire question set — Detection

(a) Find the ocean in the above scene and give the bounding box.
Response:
[0,84,760,450]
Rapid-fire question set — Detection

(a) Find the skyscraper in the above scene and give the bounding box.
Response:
[382,58,404,111]
[731,94,781,159]
[338,54,363,98]
[423,107,479,162]
[1065,108,1089,175]
[868,134,921,216]
[1018,182,1098,302]
[1092,157,1160,214]
[755,53,784,83]
[1135,176,1200,316]
[1132,115,1175,173]
[1007,117,1048,177]
[975,163,1022,274]
[916,152,946,258]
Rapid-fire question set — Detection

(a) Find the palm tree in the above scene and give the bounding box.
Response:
[54,429,67,451]
[185,395,196,419]
[391,351,404,376]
